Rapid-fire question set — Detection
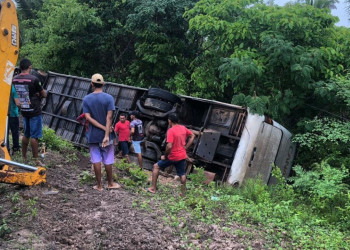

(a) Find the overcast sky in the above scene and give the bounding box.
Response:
[274,0,349,27]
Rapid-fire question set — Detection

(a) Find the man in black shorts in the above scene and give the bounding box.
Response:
[147,113,194,196]
[114,113,131,163]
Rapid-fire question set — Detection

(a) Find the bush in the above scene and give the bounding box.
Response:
[144,167,350,248]
[42,126,74,152]
[291,162,348,202]
[293,117,350,176]
[0,219,11,238]
[337,192,350,229]
[114,160,148,189]
[238,178,270,204]
[79,171,95,184]
[187,167,207,186]
[290,161,350,227]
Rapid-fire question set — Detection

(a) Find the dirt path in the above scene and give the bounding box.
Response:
[0,151,265,249]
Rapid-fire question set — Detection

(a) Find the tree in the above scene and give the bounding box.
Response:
[20,0,198,87]
[76,0,137,80]
[183,0,348,124]
[16,0,44,19]
[304,0,339,9]
[20,0,102,75]
[345,0,350,19]
[124,0,198,89]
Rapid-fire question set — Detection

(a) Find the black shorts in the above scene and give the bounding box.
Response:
[157,159,186,176]
[119,141,129,156]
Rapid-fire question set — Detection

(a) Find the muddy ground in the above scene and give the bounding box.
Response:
[0,149,266,249]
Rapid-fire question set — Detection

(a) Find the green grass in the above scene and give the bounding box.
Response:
[0,219,11,238]
[114,160,148,189]
[79,171,95,184]
[41,126,74,152]
[139,167,350,248]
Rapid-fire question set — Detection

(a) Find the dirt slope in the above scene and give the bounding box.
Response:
[0,151,265,249]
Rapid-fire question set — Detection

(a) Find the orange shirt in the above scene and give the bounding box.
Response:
[167,125,193,161]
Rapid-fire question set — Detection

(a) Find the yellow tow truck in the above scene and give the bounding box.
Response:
[0,0,46,185]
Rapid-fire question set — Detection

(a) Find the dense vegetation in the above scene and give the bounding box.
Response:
[14,0,350,247]
[149,167,350,248]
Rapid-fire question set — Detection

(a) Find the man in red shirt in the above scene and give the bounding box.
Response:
[114,113,131,163]
[147,113,194,196]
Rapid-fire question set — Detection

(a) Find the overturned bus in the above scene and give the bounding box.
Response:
[41,71,296,186]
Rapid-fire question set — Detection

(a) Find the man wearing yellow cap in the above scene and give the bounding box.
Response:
[83,73,120,191]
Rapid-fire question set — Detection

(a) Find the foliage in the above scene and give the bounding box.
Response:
[303,0,339,9]
[294,118,350,150]
[290,162,350,228]
[42,127,74,152]
[291,162,349,205]
[269,165,296,200]
[20,0,102,75]
[114,160,148,189]
[19,0,197,89]
[66,153,79,164]
[143,168,350,248]
[124,0,197,89]
[77,0,135,79]
[18,0,350,124]
[26,198,38,217]
[183,0,349,123]
[15,0,350,243]
[0,219,11,238]
[79,171,95,184]
[315,72,350,112]
[187,166,207,185]
[10,192,20,204]
[16,0,44,27]
[337,192,350,229]
[293,117,350,170]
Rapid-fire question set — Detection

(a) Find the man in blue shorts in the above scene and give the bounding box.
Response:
[147,113,194,196]
[130,110,144,168]
[12,58,47,165]
[83,73,120,191]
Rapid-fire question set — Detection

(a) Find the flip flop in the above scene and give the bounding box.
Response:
[143,188,156,194]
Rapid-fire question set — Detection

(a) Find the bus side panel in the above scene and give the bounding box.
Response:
[227,114,264,185]
[268,122,296,184]
[244,123,282,183]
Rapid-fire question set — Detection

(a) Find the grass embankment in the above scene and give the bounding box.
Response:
[3,127,349,248]
[135,167,350,249]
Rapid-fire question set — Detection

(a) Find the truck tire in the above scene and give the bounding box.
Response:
[143,98,173,112]
[147,88,181,104]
